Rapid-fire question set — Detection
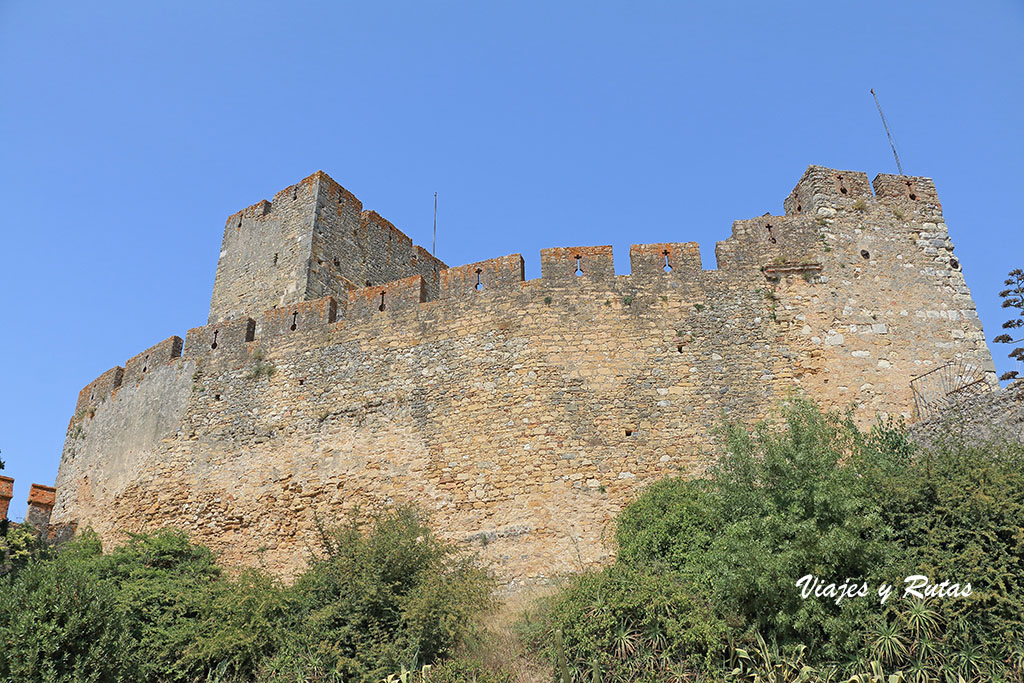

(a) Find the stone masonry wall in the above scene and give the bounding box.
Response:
[54,166,997,587]
[910,383,1024,449]
[209,172,446,324]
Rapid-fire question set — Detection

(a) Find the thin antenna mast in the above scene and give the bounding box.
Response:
[870,88,904,176]
[432,192,437,256]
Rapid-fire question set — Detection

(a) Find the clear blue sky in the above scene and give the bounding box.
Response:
[1,2,1022,521]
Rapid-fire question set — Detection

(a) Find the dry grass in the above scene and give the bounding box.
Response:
[459,584,558,683]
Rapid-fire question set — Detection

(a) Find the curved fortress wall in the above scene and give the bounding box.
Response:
[54,167,996,584]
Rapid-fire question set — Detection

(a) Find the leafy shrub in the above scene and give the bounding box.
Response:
[0,505,493,683]
[534,398,1024,680]
[0,521,47,579]
[261,505,494,682]
[530,563,728,681]
[0,532,132,683]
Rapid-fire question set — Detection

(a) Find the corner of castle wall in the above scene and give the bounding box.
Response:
[226,200,273,228]
[311,170,364,213]
[26,483,56,528]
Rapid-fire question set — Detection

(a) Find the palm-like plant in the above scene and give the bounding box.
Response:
[869,619,908,667]
[901,600,940,640]
[611,622,641,661]
[731,633,814,682]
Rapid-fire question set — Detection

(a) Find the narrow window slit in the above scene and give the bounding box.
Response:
[272,253,278,266]
[378,291,386,312]
[574,255,583,276]
[663,250,673,273]
[290,311,298,331]
[766,224,777,244]
[475,268,483,291]
[211,330,219,350]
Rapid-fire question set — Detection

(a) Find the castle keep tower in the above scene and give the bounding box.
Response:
[54,166,997,584]
[209,171,445,323]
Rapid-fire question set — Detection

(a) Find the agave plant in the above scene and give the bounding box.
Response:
[901,600,941,640]
[611,622,642,661]
[843,660,905,683]
[868,618,908,666]
[1005,640,1024,680]
[730,633,814,683]
[951,641,987,682]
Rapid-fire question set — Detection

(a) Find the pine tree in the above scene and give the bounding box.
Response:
[993,268,1024,382]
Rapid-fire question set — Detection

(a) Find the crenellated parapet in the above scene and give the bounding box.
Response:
[873,173,940,208]
[440,254,525,298]
[540,246,615,280]
[184,317,256,364]
[71,164,980,421]
[784,165,873,216]
[629,242,701,278]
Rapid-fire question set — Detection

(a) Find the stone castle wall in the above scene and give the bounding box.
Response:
[53,166,997,586]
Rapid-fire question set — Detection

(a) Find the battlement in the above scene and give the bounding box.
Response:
[0,475,12,520]
[873,173,940,207]
[0,477,58,526]
[72,164,975,419]
[57,164,998,585]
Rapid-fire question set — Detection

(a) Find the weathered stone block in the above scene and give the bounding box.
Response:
[184,317,256,359]
[123,336,183,386]
[440,254,525,299]
[540,245,614,280]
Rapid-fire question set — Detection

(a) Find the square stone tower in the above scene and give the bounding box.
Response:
[208,171,446,324]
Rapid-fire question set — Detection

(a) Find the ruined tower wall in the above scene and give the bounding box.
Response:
[53,166,996,585]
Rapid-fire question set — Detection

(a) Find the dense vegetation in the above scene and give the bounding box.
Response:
[0,506,495,683]
[527,399,1024,681]
[2,399,1022,682]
